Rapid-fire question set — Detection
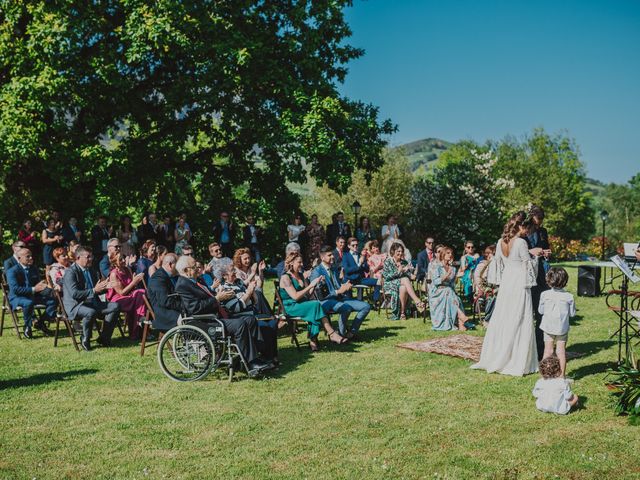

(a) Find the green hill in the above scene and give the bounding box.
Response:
[393,137,452,175]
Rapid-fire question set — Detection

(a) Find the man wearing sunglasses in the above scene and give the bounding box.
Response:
[3,240,26,272]
[416,237,435,283]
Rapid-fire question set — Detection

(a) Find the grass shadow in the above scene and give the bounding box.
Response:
[569,340,615,358]
[573,395,588,412]
[569,361,614,380]
[570,314,585,326]
[0,368,99,390]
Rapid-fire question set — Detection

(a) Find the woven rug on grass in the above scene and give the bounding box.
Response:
[397,334,584,362]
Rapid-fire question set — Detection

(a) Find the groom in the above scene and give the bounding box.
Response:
[526,205,551,360]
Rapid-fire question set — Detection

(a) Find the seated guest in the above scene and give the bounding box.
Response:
[416,237,435,283]
[474,245,496,297]
[205,242,232,281]
[275,242,301,279]
[174,255,272,376]
[232,248,270,313]
[136,239,157,283]
[41,217,64,266]
[6,248,57,338]
[49,247,71,291]
[99,238,121,278]
[342,237,380,301]
[106,252,147,340]
[148,245,168,277]
[364,240,386,282]
[459,240,480,301]
[3,240,26,272]
[217,264,278,363]
[428,246,469,331]
[68,240,80,262]
[61,217,83,246]
[279,252,346,351]
[382,243,425,321]
[62,246,121,350]
[310,246,371,339]
[147,253,181,332]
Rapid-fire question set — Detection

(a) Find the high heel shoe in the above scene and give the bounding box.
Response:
[416,301,426,313]
[328,330,348,344]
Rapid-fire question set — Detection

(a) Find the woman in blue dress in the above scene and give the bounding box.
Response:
[459,241,480,301]
[429,246,469,331]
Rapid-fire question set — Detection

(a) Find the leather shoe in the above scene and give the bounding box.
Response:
[81,337,91,351]
[35,321,52,336]
[247,367,264,378]
[96,336,111,348]
[23,327,33,339]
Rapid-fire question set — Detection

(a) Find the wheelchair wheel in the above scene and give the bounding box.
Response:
[157,325,219,382]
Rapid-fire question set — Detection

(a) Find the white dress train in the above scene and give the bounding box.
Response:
[471,237,539,376]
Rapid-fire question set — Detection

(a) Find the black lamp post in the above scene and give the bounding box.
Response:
[351,200,361,231]
[600,210,609,260]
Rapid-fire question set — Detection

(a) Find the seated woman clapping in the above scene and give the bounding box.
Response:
[49,247,71,291]
[106,252,147,339]
[382,242,425,320]
[278,252,346,351]
[428,246,469,331]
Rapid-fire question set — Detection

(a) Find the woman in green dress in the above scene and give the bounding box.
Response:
[382,242,425,320]
[279,252,347,351]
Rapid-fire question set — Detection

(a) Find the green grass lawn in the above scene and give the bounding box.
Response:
[1,263,639,479]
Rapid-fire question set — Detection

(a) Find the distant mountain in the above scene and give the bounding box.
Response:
[393,137,452,175]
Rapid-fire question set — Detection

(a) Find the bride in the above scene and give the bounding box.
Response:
[471,212,543,376]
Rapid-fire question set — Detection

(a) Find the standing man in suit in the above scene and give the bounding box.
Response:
[526,205,552,360]
[91,215,112,263]
[331,236,347,272]
[342,237,380,301]
[309,245,371,339]
[242,215,263,263]
[3,240,26,273]
[6,248,57,338]
[416,237,435,283]
[147,253,181,332]
[212,211,236,258]
[326,212,351,247]
[62,246,120,351]
[61,217,83,245]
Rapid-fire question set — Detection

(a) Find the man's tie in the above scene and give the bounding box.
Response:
[83,269,93,289]
[24,268,31,288]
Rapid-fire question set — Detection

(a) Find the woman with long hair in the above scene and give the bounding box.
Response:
[147,245,168,277]
[107,252,147,339]
[117,215,138,257]
[428,246,469,331]
[382,242,425,320]
[356,217,374,251]
[471,211,543,376]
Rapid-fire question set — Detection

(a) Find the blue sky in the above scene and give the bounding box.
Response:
[340,0,640,184]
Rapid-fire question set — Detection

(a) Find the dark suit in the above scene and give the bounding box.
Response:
[416,249,433,283]
[212,220,236,258]
[3,255,18,273]
[90,225,111,262]
[342,251,379,300]
[147,269,181,331]
[332,248,346,272]
[527,226,550,360]
[61,225,82,245]
[174,276,261,363]
[326,222,351,247]
[242,225,262,262]
[62,263,120,343]
[139,223,160,244]
[6,264,57,329]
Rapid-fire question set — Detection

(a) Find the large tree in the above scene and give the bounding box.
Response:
[0,1,394,254]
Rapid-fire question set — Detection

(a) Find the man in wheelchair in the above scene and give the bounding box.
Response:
[174,255,274,377]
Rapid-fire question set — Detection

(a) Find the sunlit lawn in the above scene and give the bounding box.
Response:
[1,262,639,479]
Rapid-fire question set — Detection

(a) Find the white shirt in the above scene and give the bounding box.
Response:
[532,377,574,415]
[539,288,575,335]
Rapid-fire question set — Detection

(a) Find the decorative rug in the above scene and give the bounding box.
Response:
[397,334,584,362]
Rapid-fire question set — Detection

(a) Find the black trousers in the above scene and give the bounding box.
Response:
[220,315,261,364]
[531,285,548,361]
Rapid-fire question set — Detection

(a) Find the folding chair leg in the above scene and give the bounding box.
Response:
[289,319,301,351]
[65,318,80,351]
[0,304,4,336]
[54,316,61,347]
[10,310,22,339]
[140,322,149,356]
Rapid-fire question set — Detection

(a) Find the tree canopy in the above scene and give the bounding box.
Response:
[0,1,394,253]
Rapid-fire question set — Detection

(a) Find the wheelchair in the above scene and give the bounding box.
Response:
[157,313,251,383]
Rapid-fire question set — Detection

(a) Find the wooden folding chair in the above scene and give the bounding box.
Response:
[140,294,164,356]
[272,280,305,350]
[1,272,23,338]
[52,289,80,351]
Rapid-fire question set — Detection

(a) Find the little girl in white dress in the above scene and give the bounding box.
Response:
[532,356,579,415]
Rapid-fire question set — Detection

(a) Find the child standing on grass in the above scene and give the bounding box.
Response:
[533,356,579,414]
[538,267,575,376]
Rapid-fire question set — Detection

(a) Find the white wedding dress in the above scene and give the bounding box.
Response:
[471,237,539,376]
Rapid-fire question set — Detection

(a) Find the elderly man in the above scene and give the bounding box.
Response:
[147,253,181,332]
[3,240,26,272]
[174,255,273,377]
[62,246,120,351]
[6,248,58,338]
[99,238,136,278]
[309,245,371,339]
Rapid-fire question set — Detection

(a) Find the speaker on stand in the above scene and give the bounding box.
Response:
[577,265,601,297]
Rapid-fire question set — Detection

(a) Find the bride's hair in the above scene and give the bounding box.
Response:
[502,211,526,244]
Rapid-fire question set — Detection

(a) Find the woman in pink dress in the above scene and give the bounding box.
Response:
[364,240,387,281]
[106,253,147,340]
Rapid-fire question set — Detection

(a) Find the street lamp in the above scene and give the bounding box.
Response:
[351,200,361,231]
[600,210,609,260]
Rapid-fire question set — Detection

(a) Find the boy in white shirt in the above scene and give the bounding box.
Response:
[539,267,576,376]
[533,355,578,415]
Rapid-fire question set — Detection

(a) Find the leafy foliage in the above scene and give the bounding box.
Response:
[594,174,640,249]
[0,1,394,257]
[607,349,640,425]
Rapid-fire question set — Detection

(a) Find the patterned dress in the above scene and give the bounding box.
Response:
[428,261,463,331]
[460,254,480,300]
[305,223,325,265]
[382,257,412,320]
